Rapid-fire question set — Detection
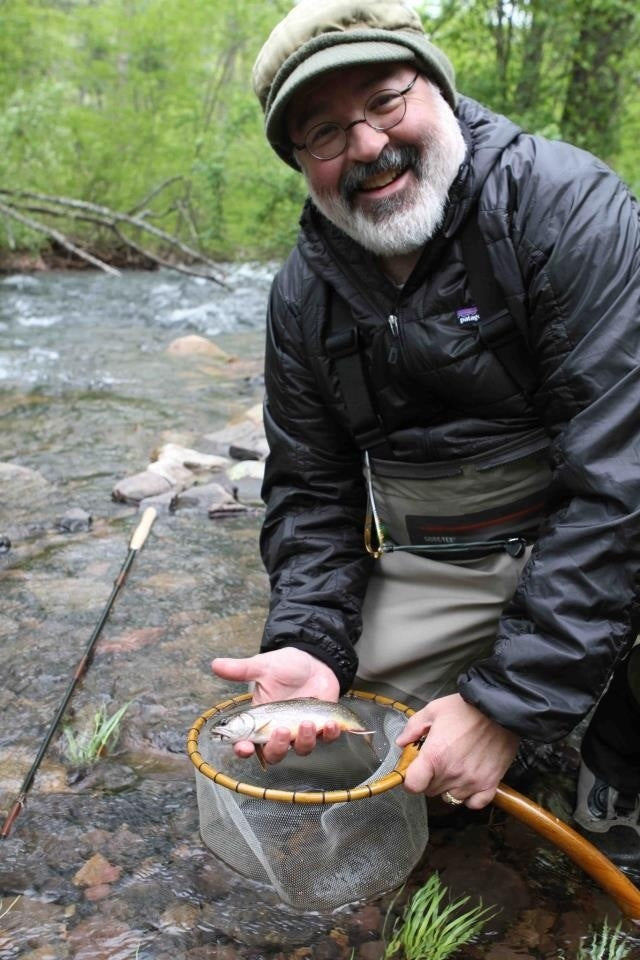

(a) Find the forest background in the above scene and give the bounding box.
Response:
[1,0,638,265]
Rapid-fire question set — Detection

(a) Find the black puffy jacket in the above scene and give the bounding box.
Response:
[259,96,640,741]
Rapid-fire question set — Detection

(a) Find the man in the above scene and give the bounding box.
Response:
[213,0,640,864]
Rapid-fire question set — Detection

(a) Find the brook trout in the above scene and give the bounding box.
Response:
[209,698,374,744]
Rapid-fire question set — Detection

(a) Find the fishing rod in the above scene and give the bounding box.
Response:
[0,507,157,840]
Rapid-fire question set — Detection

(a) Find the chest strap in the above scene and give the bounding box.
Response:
[324,213,536,457]
[459,213,536,397]
[325,290,394,459]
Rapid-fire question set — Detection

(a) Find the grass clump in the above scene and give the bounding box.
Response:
[575,919,633,960]
[63,701,131,765]
[383,873,498,960]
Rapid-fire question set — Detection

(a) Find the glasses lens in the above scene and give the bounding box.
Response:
[364,90,406,131]
[305,122,347,160]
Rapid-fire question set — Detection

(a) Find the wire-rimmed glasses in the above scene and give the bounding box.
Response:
[291,72,419,161]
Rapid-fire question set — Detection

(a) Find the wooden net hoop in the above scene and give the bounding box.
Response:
[187,690,420,804]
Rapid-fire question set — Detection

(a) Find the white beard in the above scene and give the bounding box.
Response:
[306,83,466,257]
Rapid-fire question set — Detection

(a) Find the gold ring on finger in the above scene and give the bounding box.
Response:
[442,790,464,806]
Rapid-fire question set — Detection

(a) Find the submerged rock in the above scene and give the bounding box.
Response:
[72,852,121,888]
[166,334,232,359]
[55,508,92,533]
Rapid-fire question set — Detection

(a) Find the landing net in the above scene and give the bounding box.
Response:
[187,691,428,911]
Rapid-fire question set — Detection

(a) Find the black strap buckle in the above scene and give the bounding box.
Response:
[326,328,359,359]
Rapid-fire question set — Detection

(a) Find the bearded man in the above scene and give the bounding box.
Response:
[213,0,640,867]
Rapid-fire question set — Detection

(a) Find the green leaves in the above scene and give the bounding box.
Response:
[1,0,637,258]
[62,701,131,766]
[383,873,498,960]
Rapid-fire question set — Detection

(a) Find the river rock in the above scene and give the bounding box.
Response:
[203,419,268,461]
[72,852,121,887]
[232,476,263,507]
[150,443,230,471]
[112,470,173,504]
[226,460,264,482]
[138,490,178,513]
[0,462,50,508]
[55,508,93,533]
[173,481,233,512]
[147,459,195,486]
[208,497,249,518]
[166,334,231,359]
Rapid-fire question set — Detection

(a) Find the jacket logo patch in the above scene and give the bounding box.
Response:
[456,306,480,327]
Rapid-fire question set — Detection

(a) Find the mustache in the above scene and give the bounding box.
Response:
[340,145,421,203]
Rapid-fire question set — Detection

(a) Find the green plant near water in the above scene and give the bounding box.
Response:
[574,919,632,960]
[382,873,498,960]
[62,702,131,765]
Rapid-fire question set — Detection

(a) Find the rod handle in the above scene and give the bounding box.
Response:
[0,798,24,840]
[129,507,157,551]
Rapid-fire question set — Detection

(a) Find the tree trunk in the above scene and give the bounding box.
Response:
[561,0,636,161]
[513,0,547,116]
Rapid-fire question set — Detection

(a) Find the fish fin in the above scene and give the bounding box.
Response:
[254,743,268,772]
[346,730,376,747]
[253,719,272,734]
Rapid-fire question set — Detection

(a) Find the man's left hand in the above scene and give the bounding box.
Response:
[395,693,519,809]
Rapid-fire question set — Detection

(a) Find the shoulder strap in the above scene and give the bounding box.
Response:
[325,290,394,459]
[460,213,536,396]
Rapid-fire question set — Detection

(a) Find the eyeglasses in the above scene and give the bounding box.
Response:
[291,72,419,161]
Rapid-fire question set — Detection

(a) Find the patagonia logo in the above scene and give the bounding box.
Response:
[456,306,480,327]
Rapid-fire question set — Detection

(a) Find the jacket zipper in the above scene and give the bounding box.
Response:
[387,308,401,364]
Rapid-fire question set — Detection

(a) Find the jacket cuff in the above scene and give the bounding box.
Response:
[260,639,358,696]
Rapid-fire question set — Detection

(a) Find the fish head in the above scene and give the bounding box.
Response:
[209,710,255,743]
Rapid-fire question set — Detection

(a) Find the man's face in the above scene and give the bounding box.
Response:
[286,62,466,256]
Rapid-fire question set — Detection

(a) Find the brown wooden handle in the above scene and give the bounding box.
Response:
[494,783,640,921]
[395,744,640,921]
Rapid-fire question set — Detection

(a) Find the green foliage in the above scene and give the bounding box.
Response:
[382,873,498,960]
[0,0,638,259]
[62,701,131,766]
[574,919,633,960]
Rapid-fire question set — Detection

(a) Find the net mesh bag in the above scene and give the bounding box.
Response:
[187,692,428,912]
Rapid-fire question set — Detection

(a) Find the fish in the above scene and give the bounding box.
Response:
[209,697,375,751]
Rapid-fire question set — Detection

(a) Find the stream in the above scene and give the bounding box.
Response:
[0,267,638,960]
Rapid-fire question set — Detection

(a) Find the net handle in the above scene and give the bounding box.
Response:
[186,689,419,804]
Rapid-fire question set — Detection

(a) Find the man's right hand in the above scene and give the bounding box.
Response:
[211,648,341,764]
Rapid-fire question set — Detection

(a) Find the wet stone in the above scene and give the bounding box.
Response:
[232,475,264,507]
[54,508,92,533]
[166,334,231,359]
[174,480,234,512]
[72,852,122,887]
[358,942,385,960]
[112,469,173,504]
[199,890,333,947]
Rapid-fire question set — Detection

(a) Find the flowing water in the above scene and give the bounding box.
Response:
[0,267,638,959]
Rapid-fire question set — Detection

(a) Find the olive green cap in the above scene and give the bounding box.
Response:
[253,0,457,167]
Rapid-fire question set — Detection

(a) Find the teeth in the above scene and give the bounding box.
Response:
[361,168,402,191]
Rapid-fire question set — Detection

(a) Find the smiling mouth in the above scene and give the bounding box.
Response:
[358,166,408,192]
